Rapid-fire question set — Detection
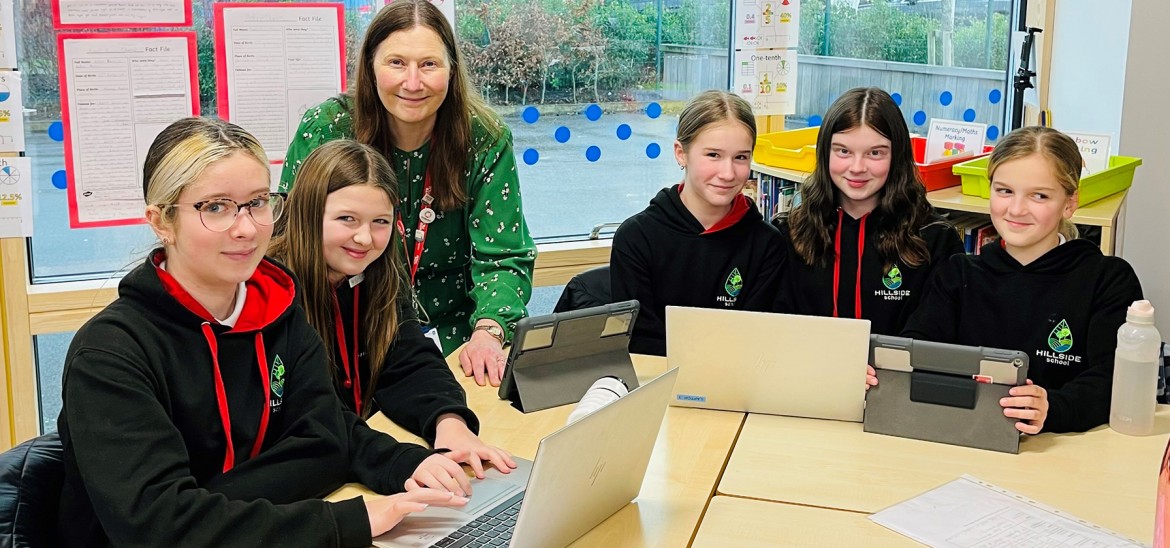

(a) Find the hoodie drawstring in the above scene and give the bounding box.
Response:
[332,286,362,414]
[831,209,867,320]
[201,323,272,473]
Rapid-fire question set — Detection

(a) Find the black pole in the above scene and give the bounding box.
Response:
[1011,26,1042,130]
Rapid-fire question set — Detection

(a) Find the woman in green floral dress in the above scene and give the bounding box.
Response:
[281,0,535,387]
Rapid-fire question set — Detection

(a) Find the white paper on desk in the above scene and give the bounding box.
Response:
[216,4,345,162]
[870,475,1146,548]
[0,156,32,237]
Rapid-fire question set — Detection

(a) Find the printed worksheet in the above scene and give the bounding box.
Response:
[215,4,345,162]
[0,156,32,237]
[735,0,800,50]
[59,33,198,227]
[0,71,25,152]
[734,49,797,116]
[0,0,16,69]
[53,0,191,28]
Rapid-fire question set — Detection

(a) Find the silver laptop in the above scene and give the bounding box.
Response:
[374,368,680,548]
[666,306,870,422]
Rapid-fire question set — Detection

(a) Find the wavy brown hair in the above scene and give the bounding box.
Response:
[787,87,934,269]
[351,0,499,212]
[270,140,403,417]
[987,126,1080,240]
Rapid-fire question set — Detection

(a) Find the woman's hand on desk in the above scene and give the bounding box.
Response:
[365,487,469,537]
[434,414,518,479]
[1000,380,1049,434]
[411,452,474,496]
[459,322,507,387]
[865,365,879,391]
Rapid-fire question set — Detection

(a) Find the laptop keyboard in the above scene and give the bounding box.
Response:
[433,491,525,547]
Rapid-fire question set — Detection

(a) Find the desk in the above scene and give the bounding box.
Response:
[718,411,1170,543]
[692,497,916,547]
[328,354,745,547]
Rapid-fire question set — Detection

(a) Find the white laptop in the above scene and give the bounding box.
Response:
[666,306,870,422]
[375,367,680,548]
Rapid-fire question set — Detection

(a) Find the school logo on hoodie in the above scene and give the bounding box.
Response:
[875,264,911,301]
[717,267,743,306]
[882,265,903,290]
[1036,318,1082,366]
[270,355,286,413]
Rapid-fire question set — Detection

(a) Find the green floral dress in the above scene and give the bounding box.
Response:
[280,95,537,355]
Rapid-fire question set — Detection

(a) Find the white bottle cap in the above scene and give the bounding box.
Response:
[1127,299,1155,324]
[592,376,630,398]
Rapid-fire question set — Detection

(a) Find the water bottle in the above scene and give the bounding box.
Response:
[1110,300,1161,435]
[567,376,629,425]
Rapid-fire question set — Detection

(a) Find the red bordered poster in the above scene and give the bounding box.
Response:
[58,32,199,228]
[52,0,194,30]
[214,3,346,162]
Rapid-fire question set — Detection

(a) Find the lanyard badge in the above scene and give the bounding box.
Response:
[396,172,435,286]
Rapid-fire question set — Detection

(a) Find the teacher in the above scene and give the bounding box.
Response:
[281,0,536,387]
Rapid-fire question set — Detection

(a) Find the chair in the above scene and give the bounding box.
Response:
[0,433,64,548]
[552,265,611,313]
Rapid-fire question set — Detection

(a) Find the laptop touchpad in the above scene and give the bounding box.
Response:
[456,478,523,516]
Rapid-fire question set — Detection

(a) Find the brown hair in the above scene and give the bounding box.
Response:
[987,126,1081,240]
[786,87,935,269]
[270,140,403,417]
[351,0,499,211]
[676,90,757,150]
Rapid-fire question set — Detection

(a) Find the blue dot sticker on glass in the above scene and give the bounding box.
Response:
[585,104,602,122]
[989,89,1002,105]
[807,114,822,127]
[48,121,65,142]
[963,108,976,122]
[521,106,540,124]
[554,126,571,143]
[939,91,953,107]
[645,102,662,119]
[616,123,632,141]
[586,146,601,162]
[522,148,539,166]
[913,110,927,126]
[52,169,68,190]
[987,125,1000,141]
[891,93,903,106]
[646,143,661,159]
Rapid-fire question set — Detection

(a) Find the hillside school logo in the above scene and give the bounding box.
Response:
[1048,319,1073,353]
[882,264,903,290]
[270,355,286,412]
[725,267,743,297]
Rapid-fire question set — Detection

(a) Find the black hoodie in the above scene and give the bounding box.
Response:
[774,210,963,335]
[331,280,479,442]
[611,185,786,356]
[57,251,433,547]
[903,239,1143,433]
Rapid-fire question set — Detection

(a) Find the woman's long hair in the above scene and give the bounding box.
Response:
[351,0,500,211]
[786,87,934,269]
[270,140,403,417]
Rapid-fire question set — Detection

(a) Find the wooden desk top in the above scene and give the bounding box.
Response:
[329,353,745,547]
[718,411,1170,543]
[693,497,917,547]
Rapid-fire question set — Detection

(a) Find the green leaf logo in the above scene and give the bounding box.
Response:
[1048,320,1073,353]
[270,355,286,398]
[882,264,903,290]
[725,267,743,297]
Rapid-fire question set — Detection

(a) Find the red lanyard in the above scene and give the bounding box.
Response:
[332,285,362,413]
[395,171,434,284]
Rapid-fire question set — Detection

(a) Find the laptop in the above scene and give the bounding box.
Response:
[666,306,870,422]
[374,367,680,548]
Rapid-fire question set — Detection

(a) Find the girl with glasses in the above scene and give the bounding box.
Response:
[271,139,515,481]
[57,117,468,547]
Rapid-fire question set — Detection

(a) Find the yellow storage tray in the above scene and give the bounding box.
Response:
[954,155,1141,206]
[754,127,819,173]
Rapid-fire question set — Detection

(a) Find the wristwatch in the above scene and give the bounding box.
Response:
[474,324,506,346]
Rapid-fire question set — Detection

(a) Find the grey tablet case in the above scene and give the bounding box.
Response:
[865,335,1029,454]
[497,300,641,413]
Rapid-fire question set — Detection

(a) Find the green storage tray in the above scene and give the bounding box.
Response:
[954,155,1141,206]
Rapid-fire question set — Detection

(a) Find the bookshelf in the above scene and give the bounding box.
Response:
[750,162,1128,256]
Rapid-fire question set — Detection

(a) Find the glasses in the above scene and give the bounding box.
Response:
[166,193,286,232]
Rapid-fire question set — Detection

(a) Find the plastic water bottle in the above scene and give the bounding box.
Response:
[1110,300,1161,435]
[567,377,629,425]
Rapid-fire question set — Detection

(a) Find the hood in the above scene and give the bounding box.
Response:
[980,238,1102,275]
[643,184,761,235]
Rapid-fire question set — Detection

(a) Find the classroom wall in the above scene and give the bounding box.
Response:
[1118,0,1170,336]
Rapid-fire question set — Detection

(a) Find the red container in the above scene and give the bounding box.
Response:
[911,137,994,191]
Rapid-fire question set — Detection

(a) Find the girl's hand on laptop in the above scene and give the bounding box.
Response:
[1000,379,1048,434]
[865,365,879,391]
[365,487,468,537]
[435,414,518,479]
[411,452,473,496]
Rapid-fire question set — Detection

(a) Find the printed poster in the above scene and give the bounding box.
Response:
[52,0,192,29]
[214,3,346,162]
[0,71,24,152]
[0,156,32,237]
[734,49,797,116]
[925,119,987,164]
[59,33,199,228]
[0,0,15,69]
[736,0,800,50]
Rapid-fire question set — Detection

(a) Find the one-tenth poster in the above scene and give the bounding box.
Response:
[214,3,346,162]
[734,49,797,116]
[58,33,198,228]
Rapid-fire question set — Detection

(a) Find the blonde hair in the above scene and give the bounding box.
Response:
[987,126,1081,240]
[270,140,403,417]
[676,90,757,151]
[143,117,268,228]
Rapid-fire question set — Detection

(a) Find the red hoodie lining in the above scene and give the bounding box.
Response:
[675,184,752,234]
